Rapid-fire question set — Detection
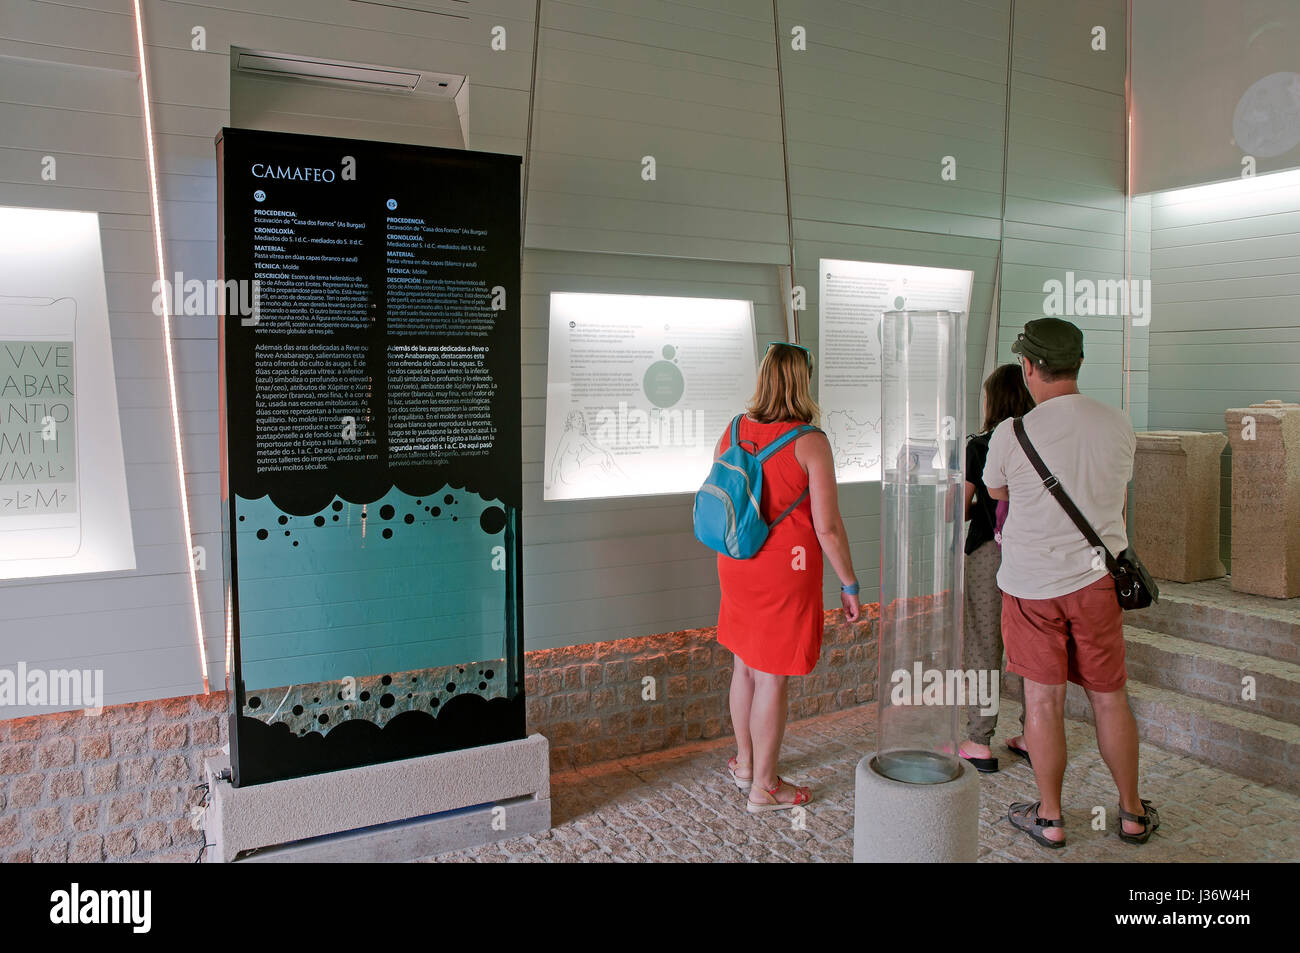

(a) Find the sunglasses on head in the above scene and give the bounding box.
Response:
[766,341,813,367]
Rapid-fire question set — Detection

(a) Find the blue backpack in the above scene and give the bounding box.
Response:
[693,414,820,559]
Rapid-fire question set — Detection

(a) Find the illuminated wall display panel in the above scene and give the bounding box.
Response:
[217,128,524,786]
[0,207,135,580]
[817,259,973,482]
[543,292,758,501]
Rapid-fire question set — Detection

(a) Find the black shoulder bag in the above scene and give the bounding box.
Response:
[1012,417,1158,610]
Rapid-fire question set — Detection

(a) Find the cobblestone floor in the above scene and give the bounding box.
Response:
[423,700,1300,863]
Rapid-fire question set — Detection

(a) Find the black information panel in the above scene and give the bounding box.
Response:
[216,128,524,786]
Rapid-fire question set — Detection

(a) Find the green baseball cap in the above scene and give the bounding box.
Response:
[1012,318,1084,369]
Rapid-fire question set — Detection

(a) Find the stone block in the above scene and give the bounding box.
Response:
[105,828,137,858]
[0,815,19,848]
[79,732,111,761]
[1133,430,1227,581]
[1225,401,1300,597]
[70,834,104,863]
[36,737,74,769]
[10,774,42,807]
[89,763,119,795]
[31,806,63,840]
[49,770,84,799]
[71,802,100,831]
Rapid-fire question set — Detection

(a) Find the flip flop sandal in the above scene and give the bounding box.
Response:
[726,757,752,790]
[1006,740,1032,768]
[746,777,811,814]
[1008,800,1065,849]
[959,747,999,774]
[1117,799,1160,844]
[942,742,998,774]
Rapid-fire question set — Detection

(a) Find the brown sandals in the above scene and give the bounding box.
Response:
[1008,800,1065,849]
[1117,799,1160,844]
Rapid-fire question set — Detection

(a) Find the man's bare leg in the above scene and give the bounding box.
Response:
[1024,678,1068,842]
[1085,685,1147,836]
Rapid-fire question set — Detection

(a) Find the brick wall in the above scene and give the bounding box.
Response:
[0,693,227,863]
[0,608,877,861]
[528,608,879,770]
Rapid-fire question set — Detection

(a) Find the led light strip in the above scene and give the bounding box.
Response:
[132,0,210,693]
[1123,0,1133,416]
[225,583,234,684]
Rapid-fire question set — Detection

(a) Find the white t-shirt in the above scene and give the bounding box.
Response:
[983,393,1135,600]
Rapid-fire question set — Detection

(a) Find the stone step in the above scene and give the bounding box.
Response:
[1124,626,1300,727]
[1128,581,1299,665]
[1059,678,1299,795]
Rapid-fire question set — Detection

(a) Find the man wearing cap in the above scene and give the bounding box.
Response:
[983,317,1158,848]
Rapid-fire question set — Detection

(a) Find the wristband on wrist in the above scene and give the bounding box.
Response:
[840,580,859,596]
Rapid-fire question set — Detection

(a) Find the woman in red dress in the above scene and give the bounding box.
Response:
[715,343,861,812]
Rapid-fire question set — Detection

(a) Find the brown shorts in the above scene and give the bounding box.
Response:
[1001,574,1127,692]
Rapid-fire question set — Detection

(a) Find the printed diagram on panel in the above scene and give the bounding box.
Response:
[823,409,880,476]
[818,260,972,483]
[549,409,624,490]
[543,293,758,501]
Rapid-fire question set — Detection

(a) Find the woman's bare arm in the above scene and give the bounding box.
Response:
[796,434,854,573]
[796,432,860,622]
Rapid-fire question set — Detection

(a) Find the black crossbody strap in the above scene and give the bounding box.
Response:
[1012,417,1121,577]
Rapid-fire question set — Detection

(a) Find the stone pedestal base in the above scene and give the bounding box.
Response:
[204,733,550,862]
[853,753,979,863]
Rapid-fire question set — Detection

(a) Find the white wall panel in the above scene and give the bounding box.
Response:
[1147,170,1300,568]
[0,26,204,715]
[1,0,1144,688]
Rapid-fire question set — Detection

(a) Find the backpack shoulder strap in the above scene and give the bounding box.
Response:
[759,424,821,529]
[769,486,809,529]
[1012,417,1120,576]
[756,423,820,463]
[728,413,743,451]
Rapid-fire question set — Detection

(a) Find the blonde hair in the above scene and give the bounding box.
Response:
[747,344,820,424]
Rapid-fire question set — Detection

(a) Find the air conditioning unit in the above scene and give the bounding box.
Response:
[234,50,463,97]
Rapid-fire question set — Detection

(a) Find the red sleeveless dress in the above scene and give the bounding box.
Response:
[716,416,824,676]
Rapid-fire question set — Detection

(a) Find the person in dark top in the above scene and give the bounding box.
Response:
[959,364,1035,772]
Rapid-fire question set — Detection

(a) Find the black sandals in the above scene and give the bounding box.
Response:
[960,751,999,774]
[1008,800,1065,849]
[1117,799,1160,844]
[1005,739,1032,767]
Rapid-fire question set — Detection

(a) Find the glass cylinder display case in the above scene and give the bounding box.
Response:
[875,310,966,784]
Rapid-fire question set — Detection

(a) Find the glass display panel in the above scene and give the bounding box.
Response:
[217,128,524,785]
